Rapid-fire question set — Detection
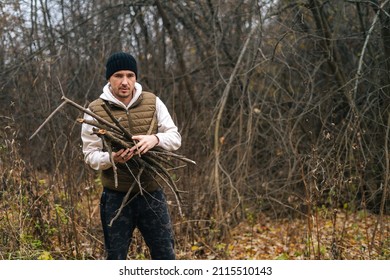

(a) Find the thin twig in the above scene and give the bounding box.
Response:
[29,101,67,140]
[62,95,122,134]
[152,150,196,165]
[101,102,141,155]
[77,118,123,136]
[92,128,132,150]
[108,181,137,226]
[102,137,118,188]
[101,103,133,140]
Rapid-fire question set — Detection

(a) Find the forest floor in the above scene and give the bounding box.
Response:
[1,187,388,260]
[178,210,389,260]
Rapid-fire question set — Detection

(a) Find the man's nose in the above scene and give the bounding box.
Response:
[121,77,129,85]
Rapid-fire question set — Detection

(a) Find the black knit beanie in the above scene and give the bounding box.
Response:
[105,52,137,80]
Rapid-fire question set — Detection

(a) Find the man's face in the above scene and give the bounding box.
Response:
[108,70,136,104]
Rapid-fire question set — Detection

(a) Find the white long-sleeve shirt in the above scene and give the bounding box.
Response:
[81,82,181,170]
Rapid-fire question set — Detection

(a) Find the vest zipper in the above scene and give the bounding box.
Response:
[126,109,132,136]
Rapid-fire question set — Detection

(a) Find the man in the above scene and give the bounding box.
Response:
[81,52,181,260]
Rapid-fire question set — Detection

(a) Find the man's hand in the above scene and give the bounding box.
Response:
[111,135,159,163]
[112,148,133,163]
[130,134,159,155]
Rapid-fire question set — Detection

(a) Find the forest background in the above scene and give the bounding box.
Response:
[0,0,389,260]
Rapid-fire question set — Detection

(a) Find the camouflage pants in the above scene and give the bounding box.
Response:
[100,187,175,260]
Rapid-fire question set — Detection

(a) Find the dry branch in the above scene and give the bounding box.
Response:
[61,95,122,134]
[29,101,67,140]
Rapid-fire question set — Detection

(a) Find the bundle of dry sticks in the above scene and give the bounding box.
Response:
[31,89,195,223]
